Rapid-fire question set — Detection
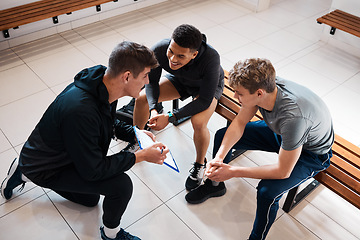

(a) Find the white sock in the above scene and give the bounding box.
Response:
[21,174,30,182]
[103,225,120,239]
[212,180,220,186]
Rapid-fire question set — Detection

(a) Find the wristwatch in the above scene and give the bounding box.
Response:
[167,111,176,124]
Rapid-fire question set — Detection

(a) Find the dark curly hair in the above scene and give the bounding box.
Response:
[171,24,202,52]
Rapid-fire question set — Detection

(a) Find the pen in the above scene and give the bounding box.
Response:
[160,148,163,154]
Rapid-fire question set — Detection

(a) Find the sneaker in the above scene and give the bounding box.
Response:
[100,226,141,240]
[185,179,226,204]
[124,142,140,153]
[1,158,26,200]
[185,159,207,191]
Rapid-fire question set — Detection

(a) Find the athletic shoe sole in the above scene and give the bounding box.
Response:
[185,187,227,204]
[1,158,19,200]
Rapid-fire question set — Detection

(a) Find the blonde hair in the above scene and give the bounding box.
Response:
[229,58,276,94]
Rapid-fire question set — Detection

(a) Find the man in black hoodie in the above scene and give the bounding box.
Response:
[133,24,224,193]
[0,41,168,240]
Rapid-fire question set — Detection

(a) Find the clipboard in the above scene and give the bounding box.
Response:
[133,126,179,173]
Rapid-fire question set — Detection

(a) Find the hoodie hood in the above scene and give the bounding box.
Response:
[74,65,109,105]
[186,34,207,67]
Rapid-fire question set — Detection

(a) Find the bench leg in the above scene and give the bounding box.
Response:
[52,16,59,24]
[172,99,191,126]
[2,30,9,38]
[330,27,336,35]
[282,179,320,213]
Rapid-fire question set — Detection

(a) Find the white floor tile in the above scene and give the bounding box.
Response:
[11,34,74,63]
[0,130,12,153]
[296,44,360,84]
[222,15,281,41]
[255,5,305,28]
[127,204,200,240]
[0,194,78,240]
[167,177,257,240]
[344,71,360,95]
[289,197,359,240]
[0,48,24,72]
[268,213,320,240]
[276,61,339,97]
[305,185,360,239]
[322,85,360,143]
[256,30,314,58]
[46,170,163,240]
[223,42,285,66]
[0,89,56,147]
[26,47,94,87]
[276,0,331,18]
[205,25,252,55]
[0,64,48,106]
[184,0,250,25]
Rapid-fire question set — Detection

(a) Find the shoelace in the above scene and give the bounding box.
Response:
[17,182,26,193]
[189,162,202,178]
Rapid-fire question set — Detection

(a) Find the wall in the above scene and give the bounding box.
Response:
[320,0,360,55]
[0,0,167,50]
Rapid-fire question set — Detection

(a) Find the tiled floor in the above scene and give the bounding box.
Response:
[1,0,360,239]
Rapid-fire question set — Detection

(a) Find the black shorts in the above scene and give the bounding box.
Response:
[165,73,223,101]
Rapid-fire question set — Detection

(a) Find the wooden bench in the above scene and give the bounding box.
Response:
[317,9,360,37]
[173,70,360,212]
[0,0,131,38]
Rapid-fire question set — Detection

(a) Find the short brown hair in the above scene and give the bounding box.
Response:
[229,58,276,94]
[107,41,158,78]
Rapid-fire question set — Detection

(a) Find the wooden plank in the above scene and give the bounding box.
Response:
[334,134,360,159]
[0,0,116,31]
[317,9,360,38]
[329,155,360,182]
[323,164,360,193]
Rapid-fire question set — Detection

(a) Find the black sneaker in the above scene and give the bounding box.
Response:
[185,179,226,204]
[185,159,207,191]
[1,158,26,200]
[100,226,141,240]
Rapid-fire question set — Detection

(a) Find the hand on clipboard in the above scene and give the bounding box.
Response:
[133,126,179,173]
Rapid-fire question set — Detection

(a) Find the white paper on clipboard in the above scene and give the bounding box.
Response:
[133,126,179,173]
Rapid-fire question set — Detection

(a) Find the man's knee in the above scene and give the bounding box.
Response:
[256,181,282,201]
[191,117,208,131]
[112,173,133,200]
[135,92,148,107]
[214,127,227,142]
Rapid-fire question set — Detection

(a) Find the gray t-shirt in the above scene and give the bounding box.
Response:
[259,77,334,155]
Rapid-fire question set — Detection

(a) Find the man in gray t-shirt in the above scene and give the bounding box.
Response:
[185,58,334,240]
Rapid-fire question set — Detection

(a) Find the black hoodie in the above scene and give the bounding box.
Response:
[19,65,136,183]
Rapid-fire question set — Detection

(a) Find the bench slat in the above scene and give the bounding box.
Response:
[320,15,360,32]
[334,134,360,160]
[329,155,360,182]
[317,9,360,38]
[0,0,115,31]
[324,162,360,193]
